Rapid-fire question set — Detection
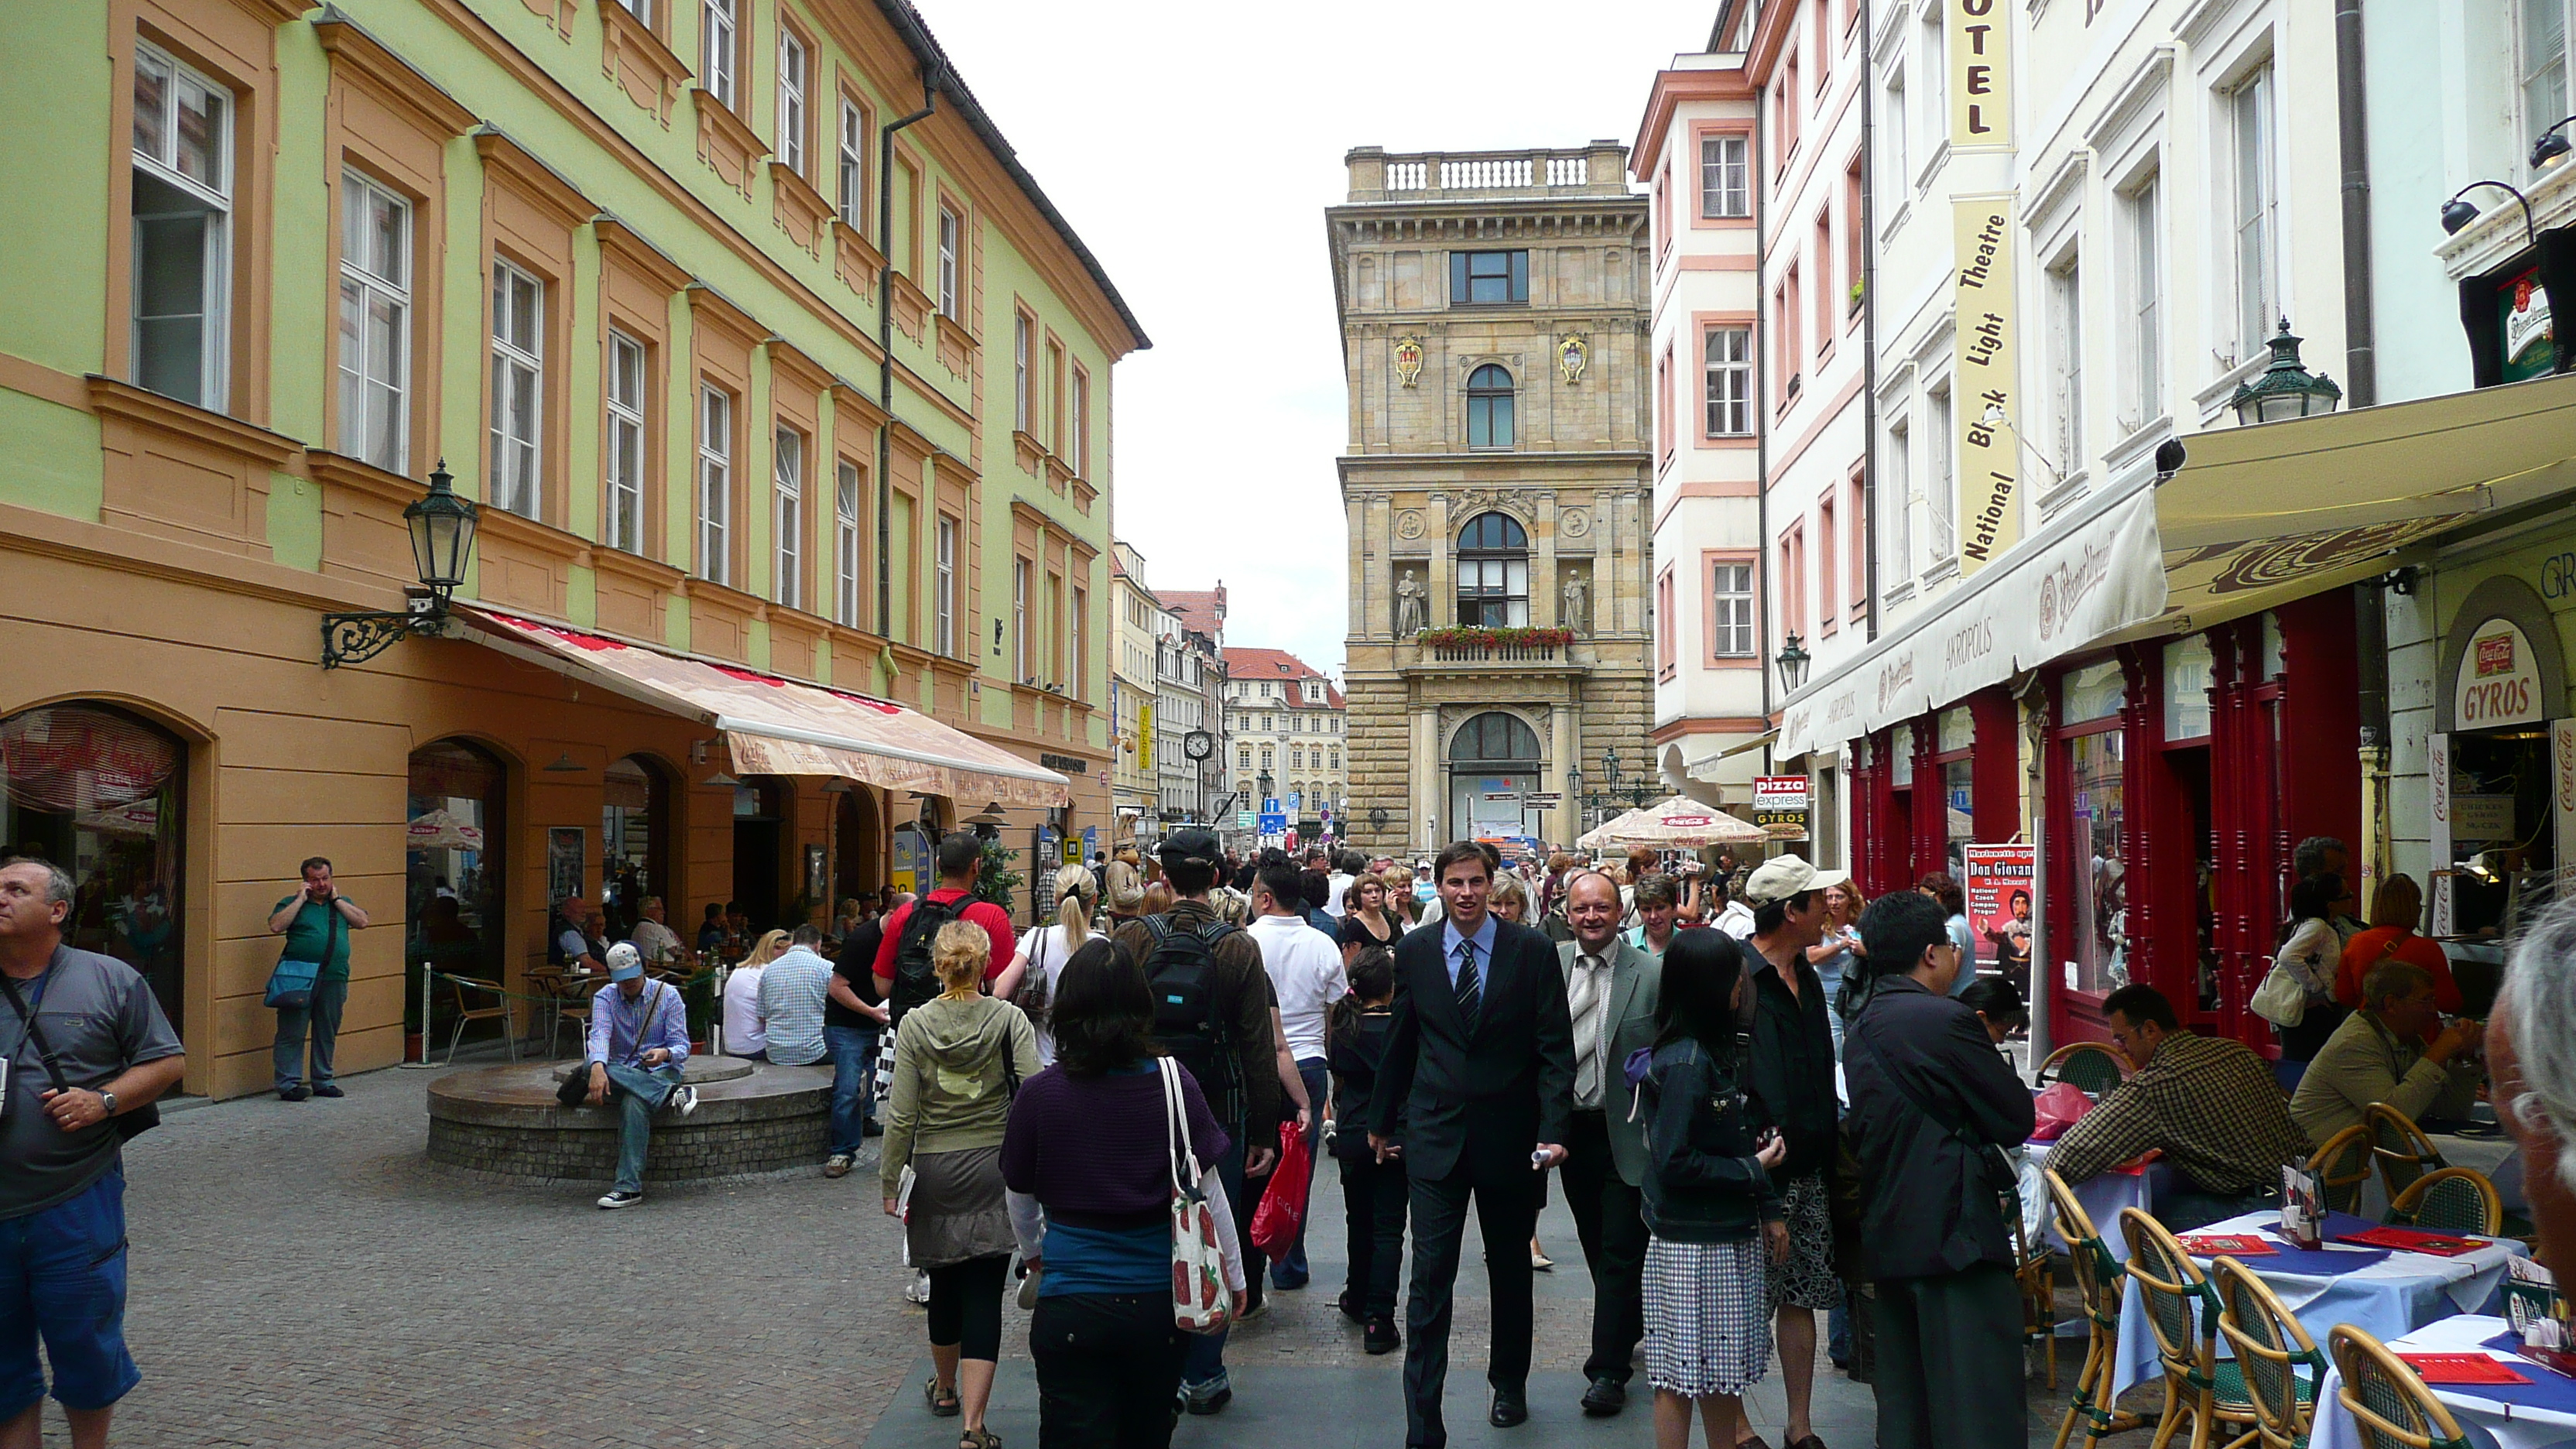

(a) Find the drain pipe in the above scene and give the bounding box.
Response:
[2334,0,2376,406]
[877,68,940,639]
[1858,0,1880,643]
[1754,87,1774,776]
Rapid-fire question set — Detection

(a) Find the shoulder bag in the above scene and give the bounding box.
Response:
[2,956,161,1142]
[1161,1055,1235,1336]
[2250,921,2328,1028]
[1847,1006,2015,1242]
[555,981,668,1106]
[264,903,341,1012]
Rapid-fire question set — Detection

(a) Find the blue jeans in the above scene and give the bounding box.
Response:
[272,975,348,1091]
[0,1168,139,1418]
[825,1023,879,1156]
[605,1063,683,1193]
[1181,1128,1249,1389]
[1272,1057,1329,1287]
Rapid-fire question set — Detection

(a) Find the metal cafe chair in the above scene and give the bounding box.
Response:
[442,975,518,1067]
[2045,1169,2143,1449]
[2121,1206,2263,1449]
[2212,1255,2326,1449]
[2328,1324,2474,1449]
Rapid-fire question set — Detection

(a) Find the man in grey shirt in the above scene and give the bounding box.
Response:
[758,924,834,1068]
[1,857,187,1447]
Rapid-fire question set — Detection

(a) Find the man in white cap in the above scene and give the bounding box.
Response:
[583,944,697,1209]
[1738,855,1849,1449]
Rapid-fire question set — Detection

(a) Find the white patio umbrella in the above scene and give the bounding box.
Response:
[406,808,486,852]
[1588,794,1769,849]
[1576,807,1646,852]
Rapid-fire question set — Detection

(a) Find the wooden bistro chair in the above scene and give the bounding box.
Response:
[2040,1042,2132,1097]
[2387,1166,2502,1235]
[2046,1170,2143,1449]
[2365,1102,2448,1203]
[2308,1123,2378,1216]
[2121,1206,2263,1449]
[2328,1324,2474,1449]
[2016,1181,2060,1389]
[443,975,518,1067]
[2212,1256,2326,1449]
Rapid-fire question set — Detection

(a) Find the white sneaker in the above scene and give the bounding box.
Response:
[674,1085,699,1117]
[904,1270,932,1304]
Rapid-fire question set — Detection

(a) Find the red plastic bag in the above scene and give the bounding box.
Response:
[1249,1122,1313,1259]
[2026,1081,2097,1142]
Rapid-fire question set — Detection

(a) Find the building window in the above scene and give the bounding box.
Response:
[2228,66,2278,361]
[1780,270,1802,403]
[697,384,732,585]
[1919,5,1946,161]
[834,459,861,625]
[776,29,807,176]
[1238,745,1252,769]
[1449,249,1530,306]
[1704,326,1752,436]
[2046,258,2083,473]
[1847,472,1867,614]
[1073,587,1088,694]
[772,424,803,610]
[1013,558,1030,679]
[2523,1,2571,179]
[1013,314,1032,433]
[1464,364,1516,448]
[1455,511,1530,627]
[1071,366,1091,475]
[2119,172,2163,429]
[1711,560,1755,656]
[1883,65,1909,204]
[616,0,652,24]
[837,96,865,225]
[488,260,544,519]
[131,42,232,411]
[1817,492,1838,635]
[337,171,409,472]
[1656,349,1673,457]
[605,331,646,553]
[936,516,957,656]
[1046,340,1066,453]
[1927,384,1955,561]
[937,206,961,320]
[1700,133,1749,218]
[1261,746,1274,772]
[1813,211,1834,351]
[702,0,737,110]
[1330,747,1341,769]
[1885,418,1913,583]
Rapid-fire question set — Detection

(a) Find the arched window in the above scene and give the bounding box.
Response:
[1466,364,1516,448]
[1451,711,1543,764]
[1456,511,1530,627]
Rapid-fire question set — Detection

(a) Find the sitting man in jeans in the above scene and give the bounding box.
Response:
[583,944,697,1210]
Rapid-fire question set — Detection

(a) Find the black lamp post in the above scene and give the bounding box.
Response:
[1258,769,1274,801]
[2229,319,2344,426]
[322,460,480,667]
[1775,633,1811,695]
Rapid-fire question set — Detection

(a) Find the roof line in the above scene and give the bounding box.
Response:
[870,0,1150,352]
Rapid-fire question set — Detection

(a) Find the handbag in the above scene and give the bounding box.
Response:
[1160,1056,1235,1336]
[1,955,160,1142]
[557,981,667,1106]
[264,905,341,1011]
[2249,961,2310,1026]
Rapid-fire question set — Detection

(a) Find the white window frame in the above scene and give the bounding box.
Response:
[1710,560,1757,657]
[698,384,733,585]
[2226,65,2279,362]
[1013,558,1031,679]
[130,40,233,412]
[488,259,545,520]
[605,330,647,553]
[937,206,961,320]
[1013,314,1032,433]
[2044,257,2083,478]
[1884,415,1913,586]
[834,459,862,626]
[772,423,803,610]
[1926,382,1955,564]
[1700,133,1749,218]
[2521,0,2572,180]
[702,0,738,111]
[1882,63,1909,213]
[776,27,808,178]
[936,516,957,656]
[2119,170,2163,431]
[838,96,865,226]
[1704,326,1752,436]
[337,170,410,473]
[1071,368,1090,476]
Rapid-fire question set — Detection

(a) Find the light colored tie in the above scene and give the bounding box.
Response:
[1569,954,1608,1108]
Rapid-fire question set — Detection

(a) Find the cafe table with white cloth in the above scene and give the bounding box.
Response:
[2111,1209,2531,1396]
[2017,1137,2176,1262]
[2310,1315,2576,1449]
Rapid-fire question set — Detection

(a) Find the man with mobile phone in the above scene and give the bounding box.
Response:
[265,856,368,1101]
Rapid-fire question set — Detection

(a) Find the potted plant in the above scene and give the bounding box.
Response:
[1416,625,1577,652]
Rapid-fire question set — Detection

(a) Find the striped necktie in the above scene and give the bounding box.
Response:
[1454,936,1482,1026]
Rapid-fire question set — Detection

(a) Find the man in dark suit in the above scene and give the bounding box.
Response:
[1555,869,1660,1417]
[1371,841,1575,1447]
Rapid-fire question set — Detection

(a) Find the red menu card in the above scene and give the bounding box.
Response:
[2338,1226,2489,1257]
[2396,1353,2531,1386]
[2177,1234,2277,1258]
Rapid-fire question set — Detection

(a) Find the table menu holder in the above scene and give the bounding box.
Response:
[2504,1259,2576,1375]
[2280,1164,2327,1251]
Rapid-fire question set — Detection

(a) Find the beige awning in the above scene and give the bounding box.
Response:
[460,609,1067,808]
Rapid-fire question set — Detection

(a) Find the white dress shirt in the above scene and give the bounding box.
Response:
[1567,947,1613,1110]
[1249,912,1348,1062]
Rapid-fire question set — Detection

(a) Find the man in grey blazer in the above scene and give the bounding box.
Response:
[1557,869,1661,1416]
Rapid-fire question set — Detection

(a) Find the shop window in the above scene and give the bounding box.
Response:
[1,704,187,1036]
[600,755,672,941]
[1935,706,1974,872]
[2164,634,2215,740]
[407,738,509,1037]
[2060,659,2126,725]
[2064,731,2127,995]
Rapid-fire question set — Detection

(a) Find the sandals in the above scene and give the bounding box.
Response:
[960,1430,1002,1449]
[923,1376,961,1417]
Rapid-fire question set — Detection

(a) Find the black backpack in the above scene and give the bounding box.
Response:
[1140,913,1239,1093]
[889,894,964,1025]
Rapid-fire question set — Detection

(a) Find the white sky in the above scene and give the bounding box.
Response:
[915,0,1720,679]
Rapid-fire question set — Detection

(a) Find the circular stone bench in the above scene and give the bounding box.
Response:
[426,1057,834,1185]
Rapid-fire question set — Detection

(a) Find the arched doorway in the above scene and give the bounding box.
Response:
[833,783,882,912]
[601,754,673,939]
[733,777,788,931]
[1447,711,1543,844]
[406,738,509,1045]
[0,703,188,1034]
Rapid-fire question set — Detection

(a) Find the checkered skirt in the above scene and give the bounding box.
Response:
[1643,1235,1773,1398]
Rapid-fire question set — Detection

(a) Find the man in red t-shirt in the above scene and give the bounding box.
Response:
[872,831,1018,1014]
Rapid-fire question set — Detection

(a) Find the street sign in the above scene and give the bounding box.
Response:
[1521,792,1563,806]
[1753,775,1811,841]
[1236,810,1255,829]
[1286,793,1302,811]
[1482,791,1521,803]
[1262,797,1280,815]
[1259,811,1288,834]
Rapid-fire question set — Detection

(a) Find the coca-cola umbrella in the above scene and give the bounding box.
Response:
[1584,795,1768,849]
[406,808,486,852]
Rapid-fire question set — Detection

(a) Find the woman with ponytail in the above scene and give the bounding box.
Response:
[1013,864,1097,1066]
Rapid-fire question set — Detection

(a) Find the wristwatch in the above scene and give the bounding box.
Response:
[99,1091,119,1118]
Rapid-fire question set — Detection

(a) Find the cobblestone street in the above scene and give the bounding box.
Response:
[25,1062,2159,1447]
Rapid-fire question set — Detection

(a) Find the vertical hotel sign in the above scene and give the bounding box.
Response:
[1950,0,2019,577]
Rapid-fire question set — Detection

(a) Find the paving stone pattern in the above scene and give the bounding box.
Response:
[26,1064,2174,1447]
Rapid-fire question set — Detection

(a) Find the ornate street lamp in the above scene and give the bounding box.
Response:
[2229,319,2344,426]
[1258,769,1274,800]
[321,460,480,667]
[1775,633,1811,695]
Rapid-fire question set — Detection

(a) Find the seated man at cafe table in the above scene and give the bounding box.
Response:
[2047,983,2311,1231]
[2290,958,2483,1146]
[582,944,699,1210]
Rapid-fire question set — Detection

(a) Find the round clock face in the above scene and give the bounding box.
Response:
[1184,729,1214,761]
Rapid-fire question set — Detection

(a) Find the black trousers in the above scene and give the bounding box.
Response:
[1403,1151,1540,1449]
[1340,1150,1409,1321]
[926,1253,1011,1361]
[1869,1264,2026,1449]
[1558,1109,1648,1384]
[1031,1292,1189,1449]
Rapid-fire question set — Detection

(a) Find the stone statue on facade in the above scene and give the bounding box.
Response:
[1563,569,1590,635]
[1396,569,1427,635]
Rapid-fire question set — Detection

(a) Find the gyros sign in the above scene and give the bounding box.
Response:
[2456,618,2543,729]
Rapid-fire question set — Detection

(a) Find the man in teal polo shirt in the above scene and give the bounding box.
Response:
[265,856,368,1101]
